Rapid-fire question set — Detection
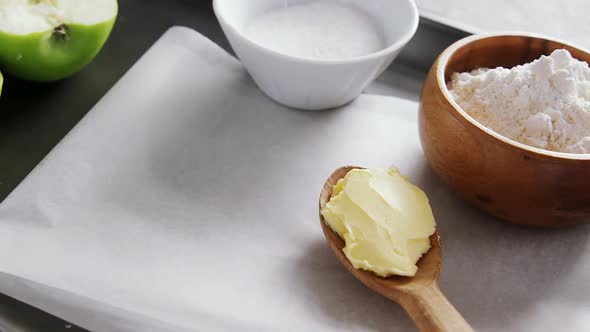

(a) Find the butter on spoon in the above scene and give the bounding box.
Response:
[319,166,472,332]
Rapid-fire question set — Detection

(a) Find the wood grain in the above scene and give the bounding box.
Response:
[319,166,472,332]
[419,33,590,227]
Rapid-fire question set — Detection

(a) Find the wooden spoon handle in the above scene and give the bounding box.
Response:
[399,283,473,332]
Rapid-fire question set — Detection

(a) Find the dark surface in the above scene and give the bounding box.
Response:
[0,1,469,330]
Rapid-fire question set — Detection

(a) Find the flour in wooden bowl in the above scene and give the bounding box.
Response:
[449,49,590,154]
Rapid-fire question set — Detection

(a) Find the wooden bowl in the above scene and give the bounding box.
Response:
[419,33,590,227]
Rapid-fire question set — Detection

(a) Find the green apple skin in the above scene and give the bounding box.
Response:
[0,17,116,82]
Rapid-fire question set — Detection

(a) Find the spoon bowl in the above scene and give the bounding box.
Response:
[319,166,472,332]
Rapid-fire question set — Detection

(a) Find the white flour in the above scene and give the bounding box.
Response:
[449,49,590,154]
[244,1,385,60]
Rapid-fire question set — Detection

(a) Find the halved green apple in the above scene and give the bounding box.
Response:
[0,0,118,82]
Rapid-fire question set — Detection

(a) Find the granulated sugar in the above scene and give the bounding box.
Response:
[449,49,590,154]
[244,1,385,60]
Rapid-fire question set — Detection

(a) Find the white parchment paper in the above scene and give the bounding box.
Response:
[0,27,589,332]
[417,0,590,49]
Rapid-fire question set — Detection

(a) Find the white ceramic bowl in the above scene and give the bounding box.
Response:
[213,0,419,110]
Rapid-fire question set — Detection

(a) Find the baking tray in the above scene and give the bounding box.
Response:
[0,1,470,331]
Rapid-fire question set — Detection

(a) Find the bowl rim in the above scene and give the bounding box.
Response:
[436,32,590,161]
[213,0,419,65]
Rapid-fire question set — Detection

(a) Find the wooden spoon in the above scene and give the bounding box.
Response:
[319,166,473,332]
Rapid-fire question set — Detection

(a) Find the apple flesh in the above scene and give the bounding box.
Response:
[0,0,118,82]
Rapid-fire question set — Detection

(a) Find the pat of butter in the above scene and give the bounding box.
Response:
[321,168,436,277]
